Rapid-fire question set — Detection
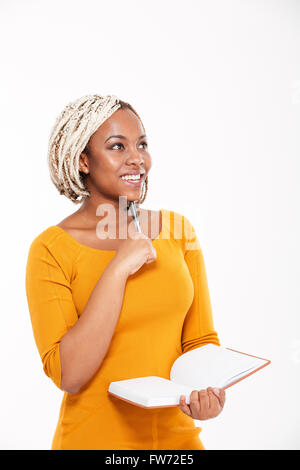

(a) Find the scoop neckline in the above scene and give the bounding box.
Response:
[49,208,165,254]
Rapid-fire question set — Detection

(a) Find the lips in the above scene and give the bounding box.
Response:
[119,169,146,177]
[120,174,144,187]
[119,172,146,180]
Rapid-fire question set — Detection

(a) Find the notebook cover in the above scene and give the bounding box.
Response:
[222,347,271,391]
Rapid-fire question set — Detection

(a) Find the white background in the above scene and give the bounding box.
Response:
[1,0,299,450]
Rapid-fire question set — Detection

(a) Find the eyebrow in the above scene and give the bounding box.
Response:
[105,134,147,143]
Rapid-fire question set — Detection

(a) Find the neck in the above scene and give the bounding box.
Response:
[76,194,140,228]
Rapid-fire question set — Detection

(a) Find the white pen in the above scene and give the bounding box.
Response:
[128,201,142,233]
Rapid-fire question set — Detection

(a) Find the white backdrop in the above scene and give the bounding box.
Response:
[1,0,299,450]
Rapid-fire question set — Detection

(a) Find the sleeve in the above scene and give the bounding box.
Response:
[25,237,79,390]
[181,216,221,354]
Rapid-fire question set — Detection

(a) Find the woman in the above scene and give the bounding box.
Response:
[25,94,225,450]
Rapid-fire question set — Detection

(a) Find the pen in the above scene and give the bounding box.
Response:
[128,201,142,233]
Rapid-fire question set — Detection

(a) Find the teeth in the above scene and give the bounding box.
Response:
[121,174,141,180]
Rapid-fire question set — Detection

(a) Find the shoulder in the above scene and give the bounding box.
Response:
[26,225,80,276]
[28,225,67,252]
[162,209,201,253]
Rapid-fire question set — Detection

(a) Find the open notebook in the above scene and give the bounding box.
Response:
[108,344,270,409]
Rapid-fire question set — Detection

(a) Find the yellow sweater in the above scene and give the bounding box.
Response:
[25,208,220,450]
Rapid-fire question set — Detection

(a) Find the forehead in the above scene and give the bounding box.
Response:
[93,108,144,141]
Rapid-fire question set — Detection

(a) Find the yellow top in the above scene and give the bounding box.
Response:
[25,208,220,450]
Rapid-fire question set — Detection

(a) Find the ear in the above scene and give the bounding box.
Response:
[79,152,89,173]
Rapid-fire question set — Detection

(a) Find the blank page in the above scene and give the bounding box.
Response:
[170,344,268,389]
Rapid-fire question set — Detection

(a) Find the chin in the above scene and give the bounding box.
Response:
[116,194,140,206]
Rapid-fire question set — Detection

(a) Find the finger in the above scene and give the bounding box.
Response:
[147,247,156,262]
[199,390,210,413]
[207,388,213,409]
[130,232,148,240]
[218,388,226,408]
[207,389,221,414]
[189,390,201,417]
[151,247,157,260]
[207,387,219,403]
[207,386,219,399]
[212,387,226,408]
[179,395,191,416]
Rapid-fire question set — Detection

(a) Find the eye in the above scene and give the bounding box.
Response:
[110,143,124,150]
[109,141,148,150]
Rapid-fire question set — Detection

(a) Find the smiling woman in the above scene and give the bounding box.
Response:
[48,95,149,207]
[25,93,223,451]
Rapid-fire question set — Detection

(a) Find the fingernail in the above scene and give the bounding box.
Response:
[213,388,220,395]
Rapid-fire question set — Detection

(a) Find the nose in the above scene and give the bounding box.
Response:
[125,145,144,165]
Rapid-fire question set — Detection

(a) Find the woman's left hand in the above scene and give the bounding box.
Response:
[179,387,226,420]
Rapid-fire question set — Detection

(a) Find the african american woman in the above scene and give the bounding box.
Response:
[25,94,225,450]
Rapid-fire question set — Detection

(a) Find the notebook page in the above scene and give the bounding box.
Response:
[221,365,259,388]
[170,344,268,389]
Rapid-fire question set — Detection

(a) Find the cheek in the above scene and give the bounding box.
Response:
[144,154,152,171]
[92,154,121,174]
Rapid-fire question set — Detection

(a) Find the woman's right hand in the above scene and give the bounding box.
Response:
[112,232,157,277]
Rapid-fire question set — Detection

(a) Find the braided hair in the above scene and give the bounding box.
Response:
[47,94,148,206]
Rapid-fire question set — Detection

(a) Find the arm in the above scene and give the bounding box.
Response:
[59,260,127,393]
[179,217,225,419]
[181,217,220,354]
[25,238,128,394]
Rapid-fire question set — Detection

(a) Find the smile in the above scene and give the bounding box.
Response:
[120,174,144,187]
